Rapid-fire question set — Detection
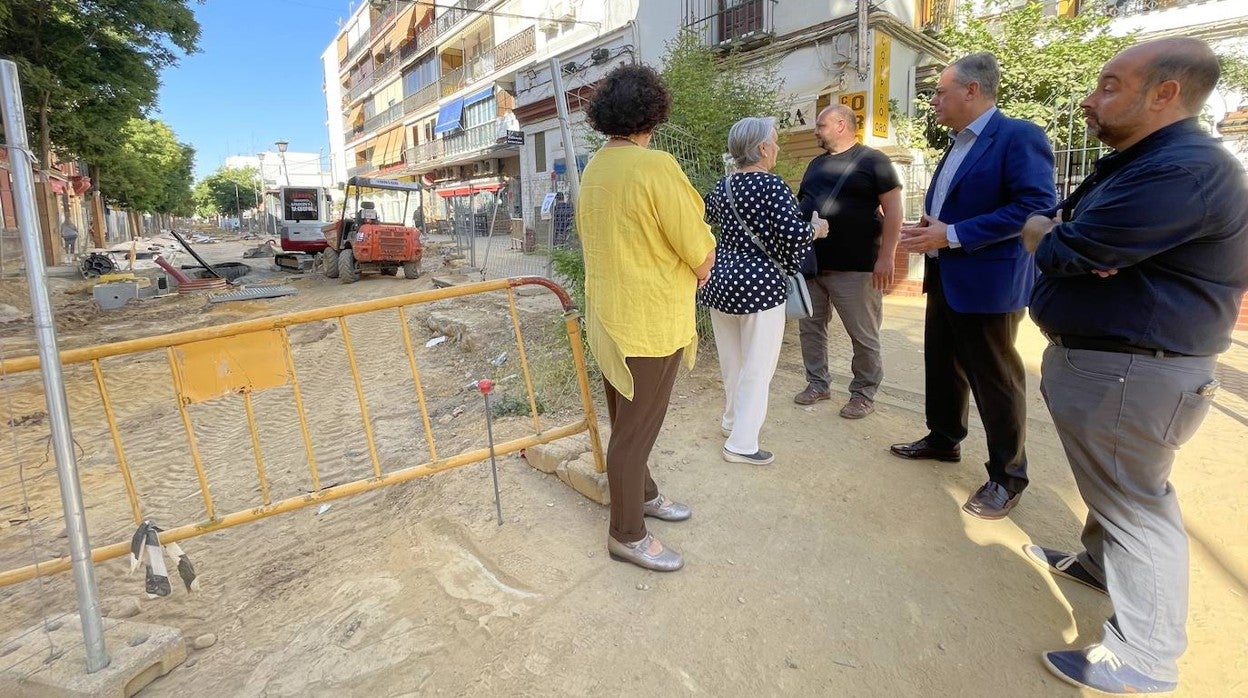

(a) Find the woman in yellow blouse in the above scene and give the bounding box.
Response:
[575,64,716,572]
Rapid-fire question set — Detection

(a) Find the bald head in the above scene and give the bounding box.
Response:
[1126,38,1219,115]
[820,104,856,124]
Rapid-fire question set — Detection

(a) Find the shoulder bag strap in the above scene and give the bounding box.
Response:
[723,173,788,273]
[813,149,866,218]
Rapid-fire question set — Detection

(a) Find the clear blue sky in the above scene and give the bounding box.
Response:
[156,0,348,179]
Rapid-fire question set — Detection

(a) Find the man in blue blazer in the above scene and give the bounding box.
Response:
[891,52,1056,520]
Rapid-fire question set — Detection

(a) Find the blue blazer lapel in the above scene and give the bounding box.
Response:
[944,111,1001,200]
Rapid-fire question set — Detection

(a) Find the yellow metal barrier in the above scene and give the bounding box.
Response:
[0,277,605,587]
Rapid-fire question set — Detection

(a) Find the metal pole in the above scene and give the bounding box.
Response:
[548,57,582,206]
[477,380,503,525]
[0,59,110,673]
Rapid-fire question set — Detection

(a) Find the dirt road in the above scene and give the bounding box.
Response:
[1,236,1244,696]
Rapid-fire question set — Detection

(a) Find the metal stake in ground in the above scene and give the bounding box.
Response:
[477,379,503,525]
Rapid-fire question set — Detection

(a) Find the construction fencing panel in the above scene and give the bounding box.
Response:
[0,278,605,660]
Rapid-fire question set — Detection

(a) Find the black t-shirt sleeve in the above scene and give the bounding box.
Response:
[869,150,901,195]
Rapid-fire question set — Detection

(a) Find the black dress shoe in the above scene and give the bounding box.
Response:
[962,481,1021,520]
[889,437,961,462]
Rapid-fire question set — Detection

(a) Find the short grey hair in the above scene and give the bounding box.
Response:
[727,116,777,168]
[951,52,1000,101]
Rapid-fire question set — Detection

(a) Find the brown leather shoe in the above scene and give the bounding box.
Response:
[839,395,874,419]
[962,481,1021,520]
[794,384,832,405]
[889,437,961,462]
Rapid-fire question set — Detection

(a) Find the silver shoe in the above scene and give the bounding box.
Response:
[607,533,684,572]
[644,494,692,521]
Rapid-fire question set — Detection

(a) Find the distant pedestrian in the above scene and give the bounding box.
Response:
[699,116,819,465]
[575,64,716,573]
[794,104,903,419]
[1023,37,1248,694]
[59,220,79,257]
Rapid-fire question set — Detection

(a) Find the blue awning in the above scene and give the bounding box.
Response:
[433,98,465,135]
[463,85,495,106]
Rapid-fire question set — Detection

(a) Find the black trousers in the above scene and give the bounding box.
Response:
[923,261,1029,494]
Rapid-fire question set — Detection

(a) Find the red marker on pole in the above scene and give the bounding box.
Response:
[477,379,503,525]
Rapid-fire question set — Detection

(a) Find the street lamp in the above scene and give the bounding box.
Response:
[275,140,291,186]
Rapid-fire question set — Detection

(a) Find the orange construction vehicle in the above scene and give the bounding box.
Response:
[320,176,424,283]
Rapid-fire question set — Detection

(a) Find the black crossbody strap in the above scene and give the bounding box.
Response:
[722,173,787,273]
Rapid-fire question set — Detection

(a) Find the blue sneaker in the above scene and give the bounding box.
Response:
[1042,645,1177,695]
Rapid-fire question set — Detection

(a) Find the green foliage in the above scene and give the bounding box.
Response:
[660,30,787,193]
[194,166,262,217]
[929,0,1133,147]
[96,118,196,215]
[0,0,200,166]
[1217,51,1248,102]
[489,392,547,418]
[551,242,587,311]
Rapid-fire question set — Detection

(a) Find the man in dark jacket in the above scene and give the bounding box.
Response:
[891,52,1057,520]
[1023,37,1248,695]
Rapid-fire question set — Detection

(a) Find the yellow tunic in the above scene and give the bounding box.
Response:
[575,146,717,400]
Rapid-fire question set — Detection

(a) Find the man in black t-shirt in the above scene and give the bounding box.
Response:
[794,104,903,419]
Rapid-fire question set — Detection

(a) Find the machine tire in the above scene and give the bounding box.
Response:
[322,248,339,278]
[338,248,359,284]
[402,258,422,279]
[379,266,398,276]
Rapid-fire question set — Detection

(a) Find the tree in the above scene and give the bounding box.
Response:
[194,166,262,219]
[931,1,1134,147]
[0,0,199,166]
[1216,50,1248,109]
[659,30,789,193]
[96,118,196,216]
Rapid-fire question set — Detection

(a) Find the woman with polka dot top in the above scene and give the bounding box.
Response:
[698,116,824,465]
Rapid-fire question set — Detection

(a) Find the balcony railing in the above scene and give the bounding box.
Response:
[1105,0,1211,16]
[346,76,372,104]
[434,0,486,39]
[404,81,440,115]
[442,120,500,159]
[467,51,497,83]
[343,124,364,143]
[401,23,437,61]
[440,66,466,97]
[681,0,778,50]
[375,51,401,82]
[348,162,375,178]
[362,103,404,134]
[343,36,370,68]
[495,26,536,71]
[370,1,401,39]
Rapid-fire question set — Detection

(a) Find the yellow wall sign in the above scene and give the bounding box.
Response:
[873,32,891,139]
[172,329,292,404]
[839,92,867,143]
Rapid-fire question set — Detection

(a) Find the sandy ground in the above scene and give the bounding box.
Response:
[0,233,1245,696]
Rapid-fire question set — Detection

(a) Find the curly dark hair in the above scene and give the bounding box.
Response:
[585,64,671,137]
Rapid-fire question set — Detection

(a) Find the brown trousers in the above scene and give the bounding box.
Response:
[602,350,683,543]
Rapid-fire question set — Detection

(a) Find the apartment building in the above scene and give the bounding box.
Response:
[323,1,965,240]
[323,0,626,237]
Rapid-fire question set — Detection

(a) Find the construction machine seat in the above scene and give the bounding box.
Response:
[357,201,380,226]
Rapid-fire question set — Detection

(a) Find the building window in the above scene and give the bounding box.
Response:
[719,0,764,42]
[534,131,546,172]
[462,97,496,130]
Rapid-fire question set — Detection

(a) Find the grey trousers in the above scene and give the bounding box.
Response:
[1040,345,1216,682]
[798,271,883,399]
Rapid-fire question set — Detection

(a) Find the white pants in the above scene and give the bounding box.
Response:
[710,305,786,454]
